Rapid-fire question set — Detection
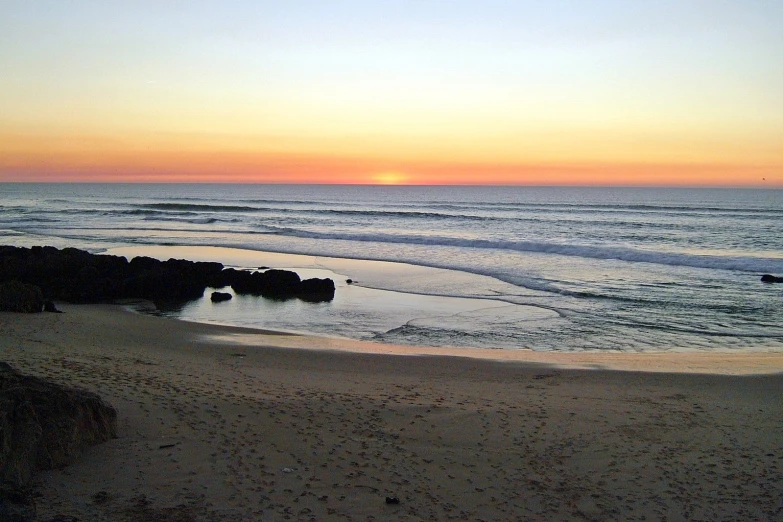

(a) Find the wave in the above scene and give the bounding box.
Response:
[16,210,768,238]
[410,203,783,221]
[422,200,783,214]
[130,203,489,221]
[171,198,757,215]
[8,216,61,223]
[142,216,217,224]
[116,205,746,228]
[121,202,783,226]
[30,197,783,227]
[142,216,240,225]
[135,203,260,212]
[118,209,195,216]
[257,226,783,273]
[294,208,718,226]
[10,214,781,273]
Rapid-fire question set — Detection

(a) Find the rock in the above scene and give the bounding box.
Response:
[0,362,117,491]
[0,246,335,305]
[0,246,128,302]
[298,278,336,302]
[210,291,232,303]
[255,269,301,298]
[760,274,783,283]
[124,258,225,302]
[231,269,301,298]
[0,281,44,313]
[346,279,353,284]
[127,255,160,273]
[212,267,243,289]
[123,268,202,301]
[231,270,335,302]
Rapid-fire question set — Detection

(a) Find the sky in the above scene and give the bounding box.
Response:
[1,0,781,186]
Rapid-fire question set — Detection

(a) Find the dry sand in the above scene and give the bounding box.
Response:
[1,304,782,521]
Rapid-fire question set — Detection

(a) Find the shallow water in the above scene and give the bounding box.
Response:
[109,245,559,349]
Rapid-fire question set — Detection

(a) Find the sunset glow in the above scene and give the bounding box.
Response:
[1,1,781,186]
[371,172,410,185]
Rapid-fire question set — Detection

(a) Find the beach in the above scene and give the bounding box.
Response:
[2,305,782,521]
[4,1,783,518]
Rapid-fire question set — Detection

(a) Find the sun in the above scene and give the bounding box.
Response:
[370,171,409,185]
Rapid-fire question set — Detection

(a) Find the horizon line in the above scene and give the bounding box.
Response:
[2,180,781,189]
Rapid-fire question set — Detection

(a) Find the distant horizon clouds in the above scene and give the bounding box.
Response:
[0,0,781,185]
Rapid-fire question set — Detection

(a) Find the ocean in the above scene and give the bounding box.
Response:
[1,183,782,352]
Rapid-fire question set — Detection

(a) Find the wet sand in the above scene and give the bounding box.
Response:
[1,304,782,521]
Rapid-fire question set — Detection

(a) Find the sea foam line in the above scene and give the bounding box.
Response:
[257,226,783,273]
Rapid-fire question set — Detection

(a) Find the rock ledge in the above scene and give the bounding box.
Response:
[0,362,117,490]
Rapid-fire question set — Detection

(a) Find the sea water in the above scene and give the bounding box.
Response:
[1,183,781,352]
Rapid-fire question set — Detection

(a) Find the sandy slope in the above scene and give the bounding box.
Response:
[1,305,782,521]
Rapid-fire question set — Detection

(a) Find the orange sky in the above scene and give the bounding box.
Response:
[1,127,779,186]
[1,1,781,186]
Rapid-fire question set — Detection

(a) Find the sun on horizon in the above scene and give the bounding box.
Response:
[370,171,410,185]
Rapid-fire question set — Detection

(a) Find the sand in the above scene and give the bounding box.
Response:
[1,305,782,521]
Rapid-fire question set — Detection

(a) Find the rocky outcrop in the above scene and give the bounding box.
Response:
[0,362,117,490]
[210,291,233,303]
[0,281,44,313]
[298,278,336,302]
[230,269,301,298]
[0,246,336,305]
[760,274,783,283]
[229,269,335,301]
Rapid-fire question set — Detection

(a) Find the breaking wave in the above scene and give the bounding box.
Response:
[257,226,783,273]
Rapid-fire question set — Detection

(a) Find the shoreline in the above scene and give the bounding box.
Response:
[2,304,782,520]
[3,242,782,353]
[103,244,783,354]
[112,302,783,374]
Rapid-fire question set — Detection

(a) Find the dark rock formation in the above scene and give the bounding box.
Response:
[231,269,301,298]
[0,245,128,303]
[0,245,335,305]
[0,281,44,313]
[210,291,233,303]
[123,256,226,301]
[0,362,117,490]
[298,278,336,302]
[760,274,783,283]
[229,269,336,302]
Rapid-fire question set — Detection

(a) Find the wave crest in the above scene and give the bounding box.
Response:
[257,226,783,273]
